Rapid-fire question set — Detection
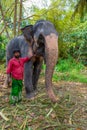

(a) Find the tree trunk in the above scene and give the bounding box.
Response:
[0,2,10,39]
[18,0,22,35]
[14,0,18,37]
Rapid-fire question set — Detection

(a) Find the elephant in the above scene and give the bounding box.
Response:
[5,20,58,102]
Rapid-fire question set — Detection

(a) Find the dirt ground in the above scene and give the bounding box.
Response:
[0,73,87,130]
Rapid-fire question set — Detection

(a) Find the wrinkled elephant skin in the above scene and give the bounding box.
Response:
[5,20,58,102]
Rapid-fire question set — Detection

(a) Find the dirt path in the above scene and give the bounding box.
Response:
[0,75,87,130]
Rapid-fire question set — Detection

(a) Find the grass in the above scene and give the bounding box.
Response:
[0,74,87,130]
[41,57,87,83]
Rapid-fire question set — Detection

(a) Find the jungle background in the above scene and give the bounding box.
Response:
[0,0,87,130]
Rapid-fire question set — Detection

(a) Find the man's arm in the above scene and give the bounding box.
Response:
[21,57,30,63]
[7,60,12,74]
[21,53,33,63]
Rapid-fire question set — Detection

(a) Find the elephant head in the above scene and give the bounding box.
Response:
[21,25,33,44]
[21,20,58,102]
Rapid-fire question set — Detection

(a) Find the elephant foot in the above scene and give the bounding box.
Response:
[26,90,38,99]
[26,92,35,99]
[34,88,38,94]
[47,88,59,103]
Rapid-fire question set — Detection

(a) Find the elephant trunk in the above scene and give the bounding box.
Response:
[45,33,58,102]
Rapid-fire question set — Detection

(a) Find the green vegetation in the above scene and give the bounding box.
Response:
[0,36,7,60]
[42,57,87,83]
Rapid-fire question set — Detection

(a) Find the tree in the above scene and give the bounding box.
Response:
[18,0,22,35]
[0,2,10,39]
[14,0,18,37]
[72,0,87,19]
[0,0,23,38]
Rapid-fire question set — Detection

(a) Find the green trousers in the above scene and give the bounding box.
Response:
[10,78,23,104]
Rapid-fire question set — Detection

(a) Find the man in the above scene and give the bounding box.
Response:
[6,49,33,104]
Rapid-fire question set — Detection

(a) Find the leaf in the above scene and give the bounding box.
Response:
[46,108,53,117]
[0,111,9,121]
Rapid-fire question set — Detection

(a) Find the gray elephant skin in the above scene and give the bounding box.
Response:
[6,20,58,102]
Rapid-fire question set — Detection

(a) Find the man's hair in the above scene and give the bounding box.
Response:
[13,49,20,54]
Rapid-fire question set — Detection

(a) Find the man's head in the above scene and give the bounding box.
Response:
[13,49,21,58]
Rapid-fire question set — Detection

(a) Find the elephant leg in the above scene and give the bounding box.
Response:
[45,34,58,102]
[33,57,43,91]
[24,61,35,98]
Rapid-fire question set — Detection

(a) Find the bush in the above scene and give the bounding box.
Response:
[41,57,87,83]
[53,57,87,83]
[0,36,8,60]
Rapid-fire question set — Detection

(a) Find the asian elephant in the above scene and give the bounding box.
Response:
[5,20,58,102]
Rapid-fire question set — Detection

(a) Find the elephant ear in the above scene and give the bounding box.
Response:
[21,25,33,43]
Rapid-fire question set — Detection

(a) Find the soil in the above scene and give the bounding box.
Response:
[0,73,87,130]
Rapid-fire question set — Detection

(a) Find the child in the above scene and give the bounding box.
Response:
[6,49,33,104]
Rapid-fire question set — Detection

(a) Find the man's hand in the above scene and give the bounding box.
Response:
[3,74,12,88]
[29,54,33,59]
[30,53,37,58]
[7,74,12,86]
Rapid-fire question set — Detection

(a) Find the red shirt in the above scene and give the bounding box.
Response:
[7,57,30,80]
